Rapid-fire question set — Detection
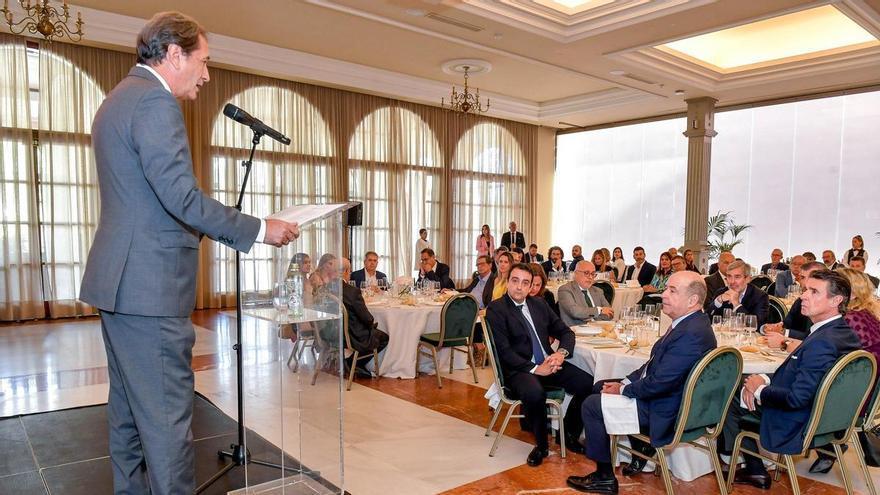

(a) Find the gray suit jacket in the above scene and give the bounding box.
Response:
[79,66,260,317]
[557,281,611,326]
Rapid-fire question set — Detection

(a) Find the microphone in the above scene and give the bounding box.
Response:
[223,103,291,145]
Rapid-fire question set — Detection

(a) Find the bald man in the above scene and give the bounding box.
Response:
[704,252,734,310]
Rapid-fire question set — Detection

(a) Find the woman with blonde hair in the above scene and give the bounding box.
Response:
[491,252,515,301]
[839,268,880,361]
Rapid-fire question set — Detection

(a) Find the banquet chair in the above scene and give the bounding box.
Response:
[844,362,880,495]
[594,280,616,305]
[286,325,317,372]
[726,350,876,495]
[417,293,479,388]
[481,316,566,458]
[337,304,383,391]
[767,296,788,325]
[750,275,773,292]
[611,347,743,495]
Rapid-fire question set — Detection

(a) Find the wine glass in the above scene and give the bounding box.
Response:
[744,315,758,346]
[378,278,388,291]
[272,282,289,319]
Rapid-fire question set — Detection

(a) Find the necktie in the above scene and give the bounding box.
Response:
[582,290,594,307]
[521,305,545,365]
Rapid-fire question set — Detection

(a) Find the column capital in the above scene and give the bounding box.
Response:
[683,97,718,138]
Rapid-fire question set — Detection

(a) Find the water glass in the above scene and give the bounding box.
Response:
[744,314,758,345]
[377,278,388,291]
[272,282,289,317]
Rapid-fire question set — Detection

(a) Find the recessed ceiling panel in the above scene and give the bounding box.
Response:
[657,5,879,71]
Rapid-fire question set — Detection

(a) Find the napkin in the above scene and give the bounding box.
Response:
[601,393,640,434]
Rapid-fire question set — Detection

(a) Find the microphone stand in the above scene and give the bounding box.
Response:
[197,130,295,492]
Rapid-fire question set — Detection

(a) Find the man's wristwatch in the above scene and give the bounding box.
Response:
[781,339,792,351]
[558,348,569,358]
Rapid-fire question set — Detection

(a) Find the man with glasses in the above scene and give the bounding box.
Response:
[761,248,789,275]
[417,248,454,290]
[558,261,613,326]
[463,255,496,309]
[486,263,594,466]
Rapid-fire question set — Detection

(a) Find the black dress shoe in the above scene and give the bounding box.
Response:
[566,472,619,494]
[809,456,836,474]
[622,456,648,476]
[563,435,585,455]
[527,447,549,467]
[733,469,771,490]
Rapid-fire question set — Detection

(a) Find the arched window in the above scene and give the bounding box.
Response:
[211,86,334,297]
[451,122,527,280]
[349,106,441,277]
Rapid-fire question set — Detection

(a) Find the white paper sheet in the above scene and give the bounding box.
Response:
[267,203,355,228]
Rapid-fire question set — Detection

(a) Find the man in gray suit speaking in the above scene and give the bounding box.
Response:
[558,261,614,326]
[78,12,298,494]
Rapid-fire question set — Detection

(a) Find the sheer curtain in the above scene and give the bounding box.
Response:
[36,41,130,317]
[0,34,43,320]
[450,120,532,283]
[553,119,688,263]
[349,105,442,277]
[199,77,339,306]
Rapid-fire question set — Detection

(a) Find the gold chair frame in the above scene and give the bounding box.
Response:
[481,316,566,458]
[611,346,743,495]
[726,350,876,495]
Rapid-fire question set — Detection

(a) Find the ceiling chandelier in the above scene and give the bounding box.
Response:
[442,65,490,115]
[2,0,84,42]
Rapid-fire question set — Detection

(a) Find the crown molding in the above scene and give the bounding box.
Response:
[0,3,660,127]
[605,0,880,92]
[456,0,717,43]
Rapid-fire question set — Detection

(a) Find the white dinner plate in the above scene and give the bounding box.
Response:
[573,325,603,336]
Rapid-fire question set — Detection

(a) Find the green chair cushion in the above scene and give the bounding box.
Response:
[420,332,469,347]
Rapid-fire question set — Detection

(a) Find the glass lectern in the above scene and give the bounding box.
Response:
[230,202,356,495]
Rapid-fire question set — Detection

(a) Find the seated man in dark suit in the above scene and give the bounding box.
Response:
[349,251,387,288]
[417,248,455,290]
[720,270,862,490]
[462,255,495,310]
[566,271,716,494]
[542,246,567,277]
[708,260,770,327]
[341,258,389,372]
[823,249,844,270]
[486,263,594,467]
[526,243,544,264]
[774,255,805,297]
[760,248,789,274]
[850,256,880,288]
[704,251,734,310]
[623,246,657,287]
[570,244,585,268]
[765,261,826,343]
[500,221,526,250]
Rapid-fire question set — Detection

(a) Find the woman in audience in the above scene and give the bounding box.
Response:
[643,252,672,294]
[840,268,880,363]
[492,252,515,301]
[591,249,617,280]
[611,246,626,282]
[475,224,495,257]
[844,234,869,266]
[415,228,431,271]
[529,263,559,316]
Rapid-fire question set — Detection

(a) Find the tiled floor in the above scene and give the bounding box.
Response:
[0,310,874,494]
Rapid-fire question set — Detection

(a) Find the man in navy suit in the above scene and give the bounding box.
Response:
[567,271,716,494]
[765,261,825,343]
[416,248,455,289]
[486,263,594,467]
[623,246,657,287]
[526,243,544,264]
[721,270,861,490]
[708,260,770,327]
[774,255,805,297]
[349,251,387,288]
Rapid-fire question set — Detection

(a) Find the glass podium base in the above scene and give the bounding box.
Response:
[227,474,338,495]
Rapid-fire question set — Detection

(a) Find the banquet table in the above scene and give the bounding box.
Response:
[365,297,470,379]
[545,283,644,318]
[569,334,787,481]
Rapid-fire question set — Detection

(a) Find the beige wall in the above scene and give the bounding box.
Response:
[532,126,557,254]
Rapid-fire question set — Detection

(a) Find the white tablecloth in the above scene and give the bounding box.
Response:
[366,300,470,379]
[569,338,785,481]
[546,284,644,319]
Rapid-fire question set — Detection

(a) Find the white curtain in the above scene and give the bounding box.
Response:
[0,34,43,320]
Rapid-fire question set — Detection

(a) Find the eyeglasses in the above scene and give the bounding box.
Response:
[576,270,596,278]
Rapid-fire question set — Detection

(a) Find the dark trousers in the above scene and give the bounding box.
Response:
[101,311,196,495]
[720,399,766,472]
[505,363,594,449]
[582,380,651,463]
